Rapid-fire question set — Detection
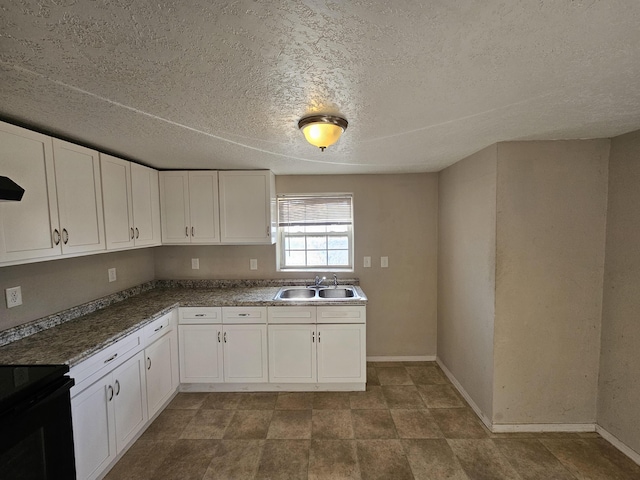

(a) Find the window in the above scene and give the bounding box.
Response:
[277,194,353,271]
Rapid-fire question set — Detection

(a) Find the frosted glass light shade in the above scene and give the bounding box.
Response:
[298,115,348,151]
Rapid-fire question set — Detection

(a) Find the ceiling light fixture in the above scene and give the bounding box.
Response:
[298,115,348,151]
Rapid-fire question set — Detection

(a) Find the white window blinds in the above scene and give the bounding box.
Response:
[277,195,353,226]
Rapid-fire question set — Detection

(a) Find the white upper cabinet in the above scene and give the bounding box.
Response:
[52,139,105,255]
[130,163,160,247]
[101,154,160,250]
[159,171,220,244]
[0,122,61,263]
[0,123,105,265]
[101,155,134,250]
[219,170,275,244]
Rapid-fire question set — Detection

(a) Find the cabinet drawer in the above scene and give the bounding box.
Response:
[179,307,222,324]
[268,306,316,324]
[70,331,143,395]
[222,306,267,324]
[317,306,366,324]
[144,310,175,343]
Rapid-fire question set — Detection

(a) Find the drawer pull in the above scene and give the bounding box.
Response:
[195,314,206,317]
[238,313,250,317]
[104,353,118,364]
[154,324,164,332]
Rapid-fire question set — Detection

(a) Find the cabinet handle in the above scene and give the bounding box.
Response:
[104,353,118,364]
[185,226,189,237]
[135,227,139,239]
[62,228,69,244]
[195,314,206,317]
[266,225,270,237]
[114,380,120,396]
[191,226,194,237]
[107,385,114,401]
[238,313,250,317]
[312,332,315,343]
[154,324,164,332]
[223,332,227,343]
[218,331,221,343]
[131,227,135,239]
[318,331,321,343]
[53,229,61,245]
[147,357,152,370]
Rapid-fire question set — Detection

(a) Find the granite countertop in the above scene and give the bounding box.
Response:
[0,284,367,368]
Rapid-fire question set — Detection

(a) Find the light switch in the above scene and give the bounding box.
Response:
[363,256,371,268]
[381,256,389,268]
[191,258,200,269]
[250,259,258,270]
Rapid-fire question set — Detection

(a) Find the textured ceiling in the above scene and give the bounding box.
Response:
[1,1,640,174]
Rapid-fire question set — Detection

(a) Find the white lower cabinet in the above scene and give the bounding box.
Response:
[223,324,268,382]
[267,310,367,384]
[179,324,224,383]
[71,351,148,480]
[145,315,179,418]
[178,307,268,384]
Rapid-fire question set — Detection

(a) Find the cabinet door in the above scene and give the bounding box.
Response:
[219,171,275,244]
[0,122,61,263]
[317,324,366,383]
[188,171,220,243]
[178,325,224,383]
[131,163,161,246]
[146,332,176,418]
[100,154,134,250]
[71,374,116,480]
[112,351,148,452]
[223,324,268,382]
[52,139,105,254]
[159,171,190,244]
[268,325,317,383]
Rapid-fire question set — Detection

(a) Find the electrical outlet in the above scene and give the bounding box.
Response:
[108,268,117,282]
[6,286,22,308]
[250,259,258,270]
[192,258,200,269]
[381,256,389,268]
[363,256,371,268]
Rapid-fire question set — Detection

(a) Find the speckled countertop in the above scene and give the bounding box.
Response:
[0,283,367,368]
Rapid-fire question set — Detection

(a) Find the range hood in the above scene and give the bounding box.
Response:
[0,176,25,202]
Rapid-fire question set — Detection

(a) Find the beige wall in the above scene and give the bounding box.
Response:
[0,249,156,331]
[598,130,640,454]
[437,145,497,421]
[154,174,439,357]
[493,140,609,425]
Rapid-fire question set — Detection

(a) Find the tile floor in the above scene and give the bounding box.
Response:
[105,362,640,480]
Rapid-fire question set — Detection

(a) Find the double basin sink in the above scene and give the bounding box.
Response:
[274,285,361,301]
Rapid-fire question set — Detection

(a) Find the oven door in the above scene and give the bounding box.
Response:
[0,376,76,479]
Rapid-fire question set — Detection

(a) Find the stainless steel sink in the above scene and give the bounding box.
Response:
[277,288,317,299]
[318,287,356,298]
[274,285,360,301]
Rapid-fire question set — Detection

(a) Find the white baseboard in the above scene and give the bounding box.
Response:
[435,357,640,467]
[596,425,640,466]
[491,423,596,433]
[436,356,493,430]
[180,382,366,392]
[367,355,436,362]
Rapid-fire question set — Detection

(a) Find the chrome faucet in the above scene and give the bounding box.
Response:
[314,275,326,287]
[333,274,338,287]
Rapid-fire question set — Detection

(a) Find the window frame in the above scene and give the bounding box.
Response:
[276,193,354,272]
